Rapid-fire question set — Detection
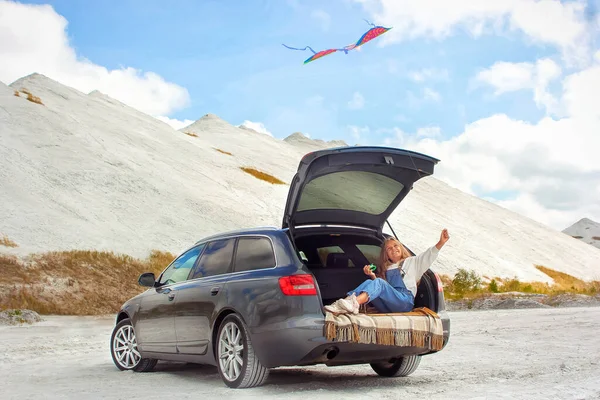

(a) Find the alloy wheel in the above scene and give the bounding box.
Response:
[112,324,141,369]
[218,321,245,381]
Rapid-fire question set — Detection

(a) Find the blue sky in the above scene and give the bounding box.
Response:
[2,0,599,230]
[22,0,554,142]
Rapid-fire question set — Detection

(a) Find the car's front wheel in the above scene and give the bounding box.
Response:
[216,314,269,388]
[110,318,157,372]
[370,355,421,377]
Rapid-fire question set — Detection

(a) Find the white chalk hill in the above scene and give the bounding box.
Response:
[563,218,600,250]
[1,73,599,284]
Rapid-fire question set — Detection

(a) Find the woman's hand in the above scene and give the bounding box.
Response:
[363,264,376,279]
[436,228,450,250]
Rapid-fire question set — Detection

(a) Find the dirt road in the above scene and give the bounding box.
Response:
[1,307,599,399]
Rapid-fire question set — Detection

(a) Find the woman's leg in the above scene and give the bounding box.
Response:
[349,278,414,313]
[325,278,413,314]
[324,278,376,314]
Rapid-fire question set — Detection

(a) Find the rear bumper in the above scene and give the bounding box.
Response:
[250,313,327,368]
[250,310,451,368]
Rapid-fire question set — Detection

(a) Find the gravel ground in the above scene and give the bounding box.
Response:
[1,308,599,399]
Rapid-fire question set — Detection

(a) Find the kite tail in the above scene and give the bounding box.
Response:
[281,44,317,54]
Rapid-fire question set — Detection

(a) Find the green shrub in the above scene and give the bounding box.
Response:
[488,279,499,293]
[452,268,482,295]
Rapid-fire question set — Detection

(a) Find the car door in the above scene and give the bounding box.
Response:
[135,244,204,354]
[282,146,439,234]
[173,238,236,355]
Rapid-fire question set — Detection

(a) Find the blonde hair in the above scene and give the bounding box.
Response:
[375,237,412,280]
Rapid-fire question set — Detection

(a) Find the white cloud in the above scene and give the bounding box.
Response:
[155,116,194,130]
[311,9,331,31]
[381,56,600,230]
[423,87,441,102]
[474,58,562,112]
[406,87,442,109]
[238,120,274,137]
[306,95,325,107]
[355,0,595,65]
[348,91,365,109]
[416,126,441,138]
[0,0,190,116]
[409,68,449,82]
[348,125,371,143]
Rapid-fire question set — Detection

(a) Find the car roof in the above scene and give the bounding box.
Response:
[194,226,285,244]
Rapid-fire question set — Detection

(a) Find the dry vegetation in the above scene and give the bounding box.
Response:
[214,148,233,156]
[592,236,600,240]
[0,250,175,315]
[240,167,286,185]
[441,265,600,302]
[14,90,20,97]
[0,235,18,248]
[1,246,597,316]
[183,131,198,137]
[16,89,44,105]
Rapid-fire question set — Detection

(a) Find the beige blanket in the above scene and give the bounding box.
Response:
[324,307,444,350]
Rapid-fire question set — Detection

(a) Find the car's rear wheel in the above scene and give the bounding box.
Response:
[370,355,421,377]
[110,318,157,372]
[216,314,269,388]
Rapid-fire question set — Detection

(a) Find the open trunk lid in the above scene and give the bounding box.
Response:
[282,146,439,234]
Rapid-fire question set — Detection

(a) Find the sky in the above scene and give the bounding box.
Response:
[1,0,599,231]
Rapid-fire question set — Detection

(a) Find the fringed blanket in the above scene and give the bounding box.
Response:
[324,307,444,350]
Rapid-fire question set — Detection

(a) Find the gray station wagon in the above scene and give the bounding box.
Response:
[109,146,451,388]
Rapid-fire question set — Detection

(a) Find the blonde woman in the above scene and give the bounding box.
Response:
[324,229,450,314]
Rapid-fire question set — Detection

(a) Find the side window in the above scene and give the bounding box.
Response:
[234,237,276,272]
[158,244,204,285]
[190,238,235,279]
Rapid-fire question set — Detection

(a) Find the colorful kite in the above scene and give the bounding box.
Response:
[283,20,392,64]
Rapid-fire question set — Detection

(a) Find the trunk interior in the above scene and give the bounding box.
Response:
[291,227,439,312]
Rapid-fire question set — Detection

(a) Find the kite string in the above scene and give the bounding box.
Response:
[363,19,377,28]
[281,44,317,54]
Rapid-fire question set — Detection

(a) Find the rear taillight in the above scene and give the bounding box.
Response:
[279,274,317,296]
[434,272,444,293]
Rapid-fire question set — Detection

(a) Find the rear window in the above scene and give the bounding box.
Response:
[296,171,404,215]
[234,237,276,272]
[317,246,356,268]
[356,244,382,265]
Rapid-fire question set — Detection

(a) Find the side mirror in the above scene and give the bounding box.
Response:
[138,272,156,287]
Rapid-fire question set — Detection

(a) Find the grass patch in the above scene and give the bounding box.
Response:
[0,235,18,248]
[592,236,600,240]
[0,249,176,315]
[571,235,584,239]
[183,131,198,137]
[441,266,600,301]
[214,148,233,156]
[240,167,286,185]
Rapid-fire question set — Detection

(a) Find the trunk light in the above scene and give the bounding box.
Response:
[279,274,317,296]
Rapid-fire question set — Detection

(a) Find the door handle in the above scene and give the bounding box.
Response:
[167,293,175,301]
[210,287,220,296]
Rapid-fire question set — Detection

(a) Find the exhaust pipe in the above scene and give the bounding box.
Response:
[323,346,339,360]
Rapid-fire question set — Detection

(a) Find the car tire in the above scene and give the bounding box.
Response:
[215,314,269,388]
[370,355,421,377]
[110,318,157,372]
